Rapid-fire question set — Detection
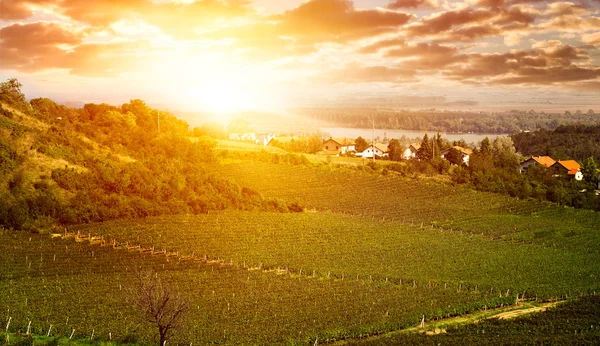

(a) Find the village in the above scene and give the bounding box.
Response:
[228,131,598,187]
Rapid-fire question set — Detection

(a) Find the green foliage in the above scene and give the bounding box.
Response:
[299,107,600,134]
[417,133,433,160]
[512,125,600,163]
[581,157,599,188]
[387,138,403,161]
[355,136,369,152]
[0,137,21,174]
[0,79,28,111]
[445,147,464,166]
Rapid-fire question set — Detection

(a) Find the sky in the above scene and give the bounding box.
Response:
[1,0,600,114]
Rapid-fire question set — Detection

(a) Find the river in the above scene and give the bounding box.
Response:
[320,127,507,144]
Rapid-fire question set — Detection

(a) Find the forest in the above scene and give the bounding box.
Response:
[512,125,600,163]
[296,107,599,134]
[0,79,298,231]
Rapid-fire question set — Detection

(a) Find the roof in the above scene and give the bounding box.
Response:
[324,137,356,146]
[334,137,356,146]
[530,156,556,168]
[554,160,581,171]
[373,143,389,153]
[447,146,473,155]
[409,143,421,151]
[269,136,298,144]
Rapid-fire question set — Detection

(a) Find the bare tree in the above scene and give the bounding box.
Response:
[128,269,190,346]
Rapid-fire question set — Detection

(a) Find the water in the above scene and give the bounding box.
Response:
[320,127,507,144]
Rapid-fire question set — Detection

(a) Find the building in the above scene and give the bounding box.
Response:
[440,146,474,166]
[322,137,356,156]
[402,143,421,160]
[550,160,583,181]
[357,143,389,159]
[519,156,556,173]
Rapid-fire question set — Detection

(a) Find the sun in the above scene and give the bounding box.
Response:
[202,84,254,114]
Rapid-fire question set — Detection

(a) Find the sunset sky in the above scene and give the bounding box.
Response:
[1,0,599,113]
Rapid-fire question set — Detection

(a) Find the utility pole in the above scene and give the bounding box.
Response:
[371,115,375,162]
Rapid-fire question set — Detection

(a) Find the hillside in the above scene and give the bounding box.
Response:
[0,80,296,231]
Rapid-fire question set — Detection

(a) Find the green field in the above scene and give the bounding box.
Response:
[1,229,515,345]
[3,156,600,344]
[215,160,600,252]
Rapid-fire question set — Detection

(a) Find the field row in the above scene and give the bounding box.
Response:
[71,212,600,299]
[1,230,514,345]
[216,161,600,252]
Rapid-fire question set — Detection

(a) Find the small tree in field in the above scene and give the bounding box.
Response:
[128,269,190,346]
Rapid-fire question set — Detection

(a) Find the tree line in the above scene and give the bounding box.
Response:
[296,107,599,134]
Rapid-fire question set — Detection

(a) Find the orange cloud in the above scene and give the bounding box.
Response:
[270,0,414,42]
[387,0,438,9]
[0,22,152,75]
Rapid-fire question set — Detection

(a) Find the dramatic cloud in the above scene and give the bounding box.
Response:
[443,45,598,86]
[0,22,153,75]
[387,0,439,9]
[1,0,599,102]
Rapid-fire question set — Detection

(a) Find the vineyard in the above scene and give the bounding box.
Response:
[3,157,600,344]
[215,161,600,252]
[0,227,524,345]
[71,212,600,299]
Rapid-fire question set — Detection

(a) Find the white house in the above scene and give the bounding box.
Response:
[357,143,389,159]
[403,143,421,160]
[441,146,474,166]
[518,156,556,173]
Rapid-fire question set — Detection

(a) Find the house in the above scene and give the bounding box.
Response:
[440,146,474,166]
[403,143,421,160]
[357,143,389,159]
[322,137,356,156]
[550,160,583,181]
[519,156,556,173]
[255,132,275,146]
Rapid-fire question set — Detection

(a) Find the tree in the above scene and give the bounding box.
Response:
[0,78,27,109]
[417,134,433,161]
[479,137,492,156]
[128,269,190,346]
[445,147,464,165]
[355,136,368,152]
[387,138,403,161]
[491,136,520,169]
[581,157,599,189]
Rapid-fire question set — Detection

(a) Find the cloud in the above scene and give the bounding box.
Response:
[405,8,497,37]
[1,0,254,32]
[201,0,414,58]
[0,0,56,20]
[387,0,439,9]
[443,45,598,86]
[316,61,415,84]
[270,0,414,42]
[0,22,153,75]
[582,32,600,46]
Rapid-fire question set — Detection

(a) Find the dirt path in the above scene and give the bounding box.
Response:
[331,300,565,344]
